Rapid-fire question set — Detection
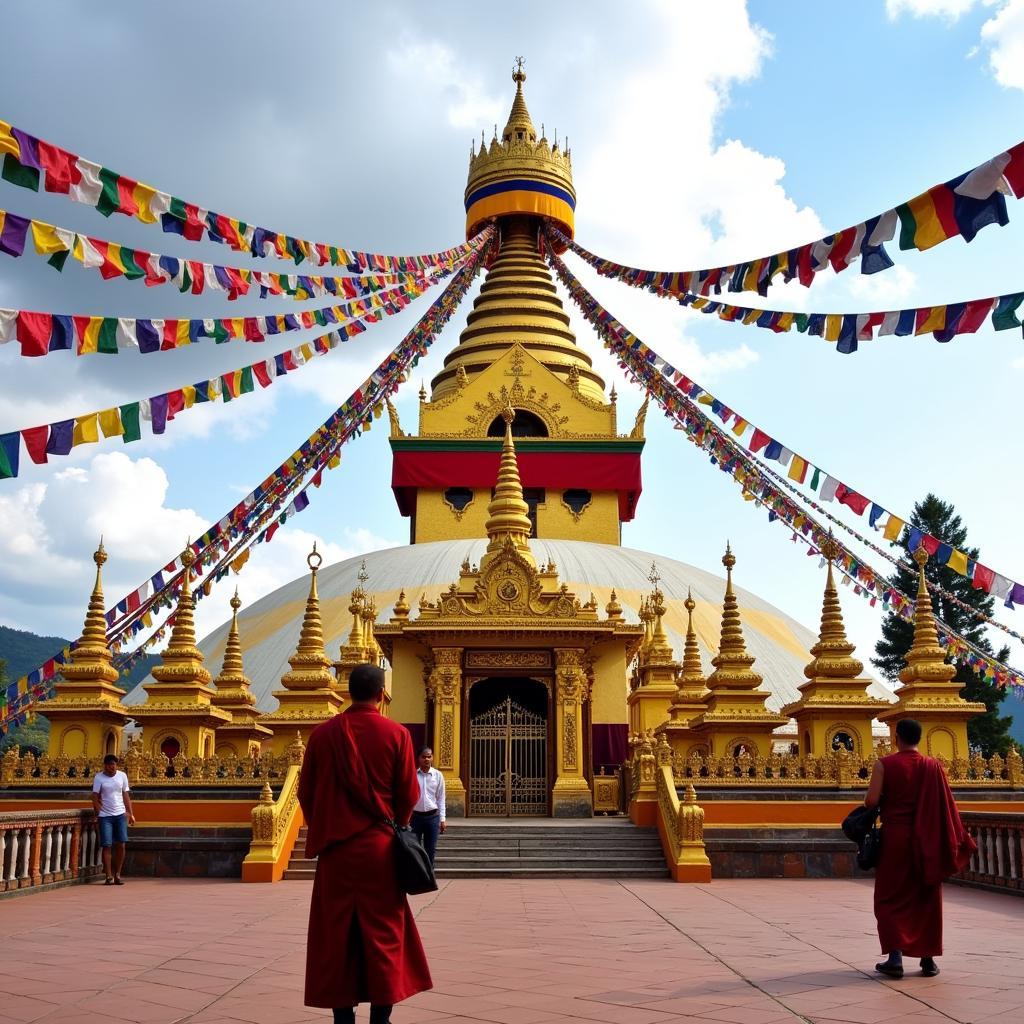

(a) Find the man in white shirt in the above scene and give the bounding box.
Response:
[91,754,135,885]
[410,746,446,866]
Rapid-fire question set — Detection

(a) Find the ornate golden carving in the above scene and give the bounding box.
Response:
[465,650,551,669]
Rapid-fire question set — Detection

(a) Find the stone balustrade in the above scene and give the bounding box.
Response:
[0,746,292,787]
[0,809,103,894]
[954,811,1024,895]
[629,733,1024,790]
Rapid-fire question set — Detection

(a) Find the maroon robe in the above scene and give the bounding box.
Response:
[874,750,976,957]
[299,704,432,1008]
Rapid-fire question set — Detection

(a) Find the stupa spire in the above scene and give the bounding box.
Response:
[281,544,335,691]
[707,543,760,688]
[65,540,118,682]
[214,589,252,695]
[679,590,705,686]
[502,57,537,143]
[805,535,863,680]
[483,406,533,559]
[900,547,956,686]
[151,544,211,685]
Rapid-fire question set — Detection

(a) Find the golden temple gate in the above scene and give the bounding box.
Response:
[468,695,548,816]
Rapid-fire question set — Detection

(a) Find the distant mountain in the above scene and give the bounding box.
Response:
[0,624,158,691]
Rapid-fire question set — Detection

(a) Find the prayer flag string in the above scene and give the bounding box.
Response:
[0,118,477,271]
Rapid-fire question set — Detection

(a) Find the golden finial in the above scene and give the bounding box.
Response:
[820,530,841,564]
[804,538,863,681]
[684,588,696,615]
[94,538,108,570]
[706,543,761,690]
[680,588,704,683]
[648,561,662,592]
[392,589,410,620]
[605,588,623,620]
[214,587,254,701]
[513,56,526,84]
[307,542,323,573]
[357,558,369,587]
[230,587,242,614]
[182,541,195,571]
[61,538,119,685]
[419,380,427,402]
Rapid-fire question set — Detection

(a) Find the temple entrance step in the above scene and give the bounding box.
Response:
[283,821,670,880]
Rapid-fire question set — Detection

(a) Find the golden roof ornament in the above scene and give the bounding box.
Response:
[605,588,623,620]
[280,543,335,692]
[679,589,706,686]
[899,547,957,686]
[706,543,763,689]
[482,405,534,562]
[57,538,121,689]
[150,541,211,686]
[804,532,863,680]
[392,589,410,620]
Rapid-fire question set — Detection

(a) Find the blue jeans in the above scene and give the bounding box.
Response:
[410,811,440,865]
[98,814,128,847]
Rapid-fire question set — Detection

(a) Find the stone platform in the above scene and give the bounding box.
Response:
[2,877,1022,1024]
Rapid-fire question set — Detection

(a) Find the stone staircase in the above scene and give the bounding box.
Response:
[283,820,669,880]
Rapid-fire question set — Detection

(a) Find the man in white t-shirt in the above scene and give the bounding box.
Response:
[91,754,135,885]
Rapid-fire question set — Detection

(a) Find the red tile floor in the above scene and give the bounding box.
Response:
[1,878,1021,1024]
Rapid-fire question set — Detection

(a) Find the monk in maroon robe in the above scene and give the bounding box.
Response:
[299,663,432,1024]
[865,718,976,979]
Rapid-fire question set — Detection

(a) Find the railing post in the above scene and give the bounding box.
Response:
[6,828,19,889]
[18,827,31,888]
[69,818,82,879]
[29,822,43,886]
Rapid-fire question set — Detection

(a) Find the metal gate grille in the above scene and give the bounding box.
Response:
[469,696,548,816]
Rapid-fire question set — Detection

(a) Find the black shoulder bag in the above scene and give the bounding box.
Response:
[345,725,437,896]
[841,804,882,870]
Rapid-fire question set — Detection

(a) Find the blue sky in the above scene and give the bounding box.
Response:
[0,0,1021,705]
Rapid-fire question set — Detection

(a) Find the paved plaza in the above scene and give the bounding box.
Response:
[1,878,1022,1024]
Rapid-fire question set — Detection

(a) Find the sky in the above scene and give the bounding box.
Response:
[0,0,1022,700]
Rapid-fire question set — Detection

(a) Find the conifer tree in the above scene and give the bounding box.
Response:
[873,493,1014,755]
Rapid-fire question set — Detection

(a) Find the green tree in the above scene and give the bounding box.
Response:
[873,493,1015,755]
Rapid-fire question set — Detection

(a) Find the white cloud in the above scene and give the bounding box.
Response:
[887,0,1024,92]
[886,0,977,18]
[1012,354,1024,369]
[980,0,1024,89]
[844,264,918,306]
[386,40,505,131]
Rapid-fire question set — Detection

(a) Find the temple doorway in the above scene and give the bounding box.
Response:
[467,677,548,816]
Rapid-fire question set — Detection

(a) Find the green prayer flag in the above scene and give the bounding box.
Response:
[179,264,192,293]
[98,318,119,354]
[239,366,254,395]
[1,153,40,191]
[794,313,809,333]
[221,374,233,402]
[211,321,229,344]
[992,293,1024,331]
[896,203,917,251]
[120,402,141,442]
[96,167,121,217]
[810,467,821,491]
[119,247,145,280]
[47,250,70,272]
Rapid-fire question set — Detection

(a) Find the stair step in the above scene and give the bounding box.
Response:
[284,820,667,880]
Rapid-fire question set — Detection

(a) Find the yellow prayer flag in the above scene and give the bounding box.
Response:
[79,317,102,355]
[731,417,748,437]
[824,314,842,341]
[906,191,946,250]
[697,393,714,405]
[182,385,196,409]
[176,320,190,347]
[231,549,251,574]
[230,317,245,339]
[883,515,905,541]
[142,611,153,628]
[691,296,708,310]
[98,408,123,438]
[947,549,969,576]
[0,120,20,158]
[106,245,128,275]
[788,455,808,483]
[328,454,341,470]
[72,413,100,447]
[743,308,760,325]
[31,221,69,255]
[300,343,313,362]
[133,182,159,224]
[776,312,795,332]
[916,306,945,335]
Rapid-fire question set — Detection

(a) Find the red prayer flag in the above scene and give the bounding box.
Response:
[162,321,178,350]
[166,389,185,421]
[921,534,940,556]
[749,429,771,453]
[181,202,204,241]
[38,141,80,194]
[835,484,870,516]
[116,176,140,217]
[959,298,995,334]
[21,425,49,464]
[253,362,272,388]
[972,563,995,592]
[828,227,856,271]
[927,183,960,240]
[16,311,52,357]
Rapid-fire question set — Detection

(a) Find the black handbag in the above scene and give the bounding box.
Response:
[841,805,882,870]
[353,743,438,896]
[378,812,439,896]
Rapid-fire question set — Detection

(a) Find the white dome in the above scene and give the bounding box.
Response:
[124,539,893,714]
